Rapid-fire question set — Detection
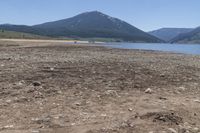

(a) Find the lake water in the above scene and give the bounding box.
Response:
[103,43,200,55]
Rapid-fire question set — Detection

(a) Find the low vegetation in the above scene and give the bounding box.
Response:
[0,29,49,39]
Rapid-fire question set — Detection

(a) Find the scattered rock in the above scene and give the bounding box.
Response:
[128,108,133,112]
[31,116,51,125]
[141,112,183,125]
[74,102,81,106]
[33,91,44,99]
[159,97,167,100]
[31,130,40,133]
[120,119,135,128]
[92,71,96,74]
[145,88,153,94]
[179,86,187,91]
[50,67,54,71]
[134,84,141,88]
[32,81,41,87]
[5,99,12,103]
[193,127,199,132]
[105,90,120,97]
[15,96,30,103]
[178,125,188,132]
[18,80,25,86]
[160,73,165,77]
[100,114,107,117]
[71,123,76,126]
[3,125,14,129]
[168,128,177,133]
[194,99,200,103]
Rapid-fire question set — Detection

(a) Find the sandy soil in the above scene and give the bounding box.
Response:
[0,40,200,133]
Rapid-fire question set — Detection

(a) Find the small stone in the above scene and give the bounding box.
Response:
[145,88,153,94]
[134,84,140,88]
[18,82,23,86]
[18,80,25,86]
[50,67,54,71]
[184,122,189,126]
[193,127,199,132]
[6,99,12,103]
[179,126,188,133]
[121,122,128,127]
[159,97,167,100]
[179,86,187,91]
[188,77,193,80]
[71,123,76,126]
[57,90,62,94]
[128,108,133,112]
[168,128,177,133]
[31,130,40,133]
[160,73,165,77]
[194,99,200,103]
[32,81,41,86]
[4,125,14,129]
[74,102,81,106]
[101,114,107,117]
[32,116,51,124]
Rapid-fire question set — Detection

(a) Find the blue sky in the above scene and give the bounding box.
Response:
[0,0,199,31]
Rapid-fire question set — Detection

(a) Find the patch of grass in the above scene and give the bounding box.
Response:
[0,30,124,42]
[0,30,49,39]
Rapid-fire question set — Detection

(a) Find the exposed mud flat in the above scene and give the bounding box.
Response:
[0,40,200,133]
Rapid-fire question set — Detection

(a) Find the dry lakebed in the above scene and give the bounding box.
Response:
[0,39,200,133]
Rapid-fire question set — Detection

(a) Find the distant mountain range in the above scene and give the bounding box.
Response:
[149,27,200,44]
[1,11,199,44]
[171,27,200,44]
[149,28,193,42]
[0,11,162,43]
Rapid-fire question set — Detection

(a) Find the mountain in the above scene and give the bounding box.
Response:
[149,28,193,42]
[171,27,200,44]
[0,11,162,43]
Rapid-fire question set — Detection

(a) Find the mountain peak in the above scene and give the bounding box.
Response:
[84,11,105,15]
[78,11,109,18]
[76,11,124,25]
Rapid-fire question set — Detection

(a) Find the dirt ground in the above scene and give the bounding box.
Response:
[0,40,200,133]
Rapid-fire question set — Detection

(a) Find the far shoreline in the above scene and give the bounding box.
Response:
[0,38,200,55]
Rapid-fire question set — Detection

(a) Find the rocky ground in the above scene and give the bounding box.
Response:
[0,40,200,133]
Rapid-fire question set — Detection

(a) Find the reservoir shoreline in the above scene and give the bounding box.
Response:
[0,39,200,133]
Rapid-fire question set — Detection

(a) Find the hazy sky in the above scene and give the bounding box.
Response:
[0,0,199,31]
